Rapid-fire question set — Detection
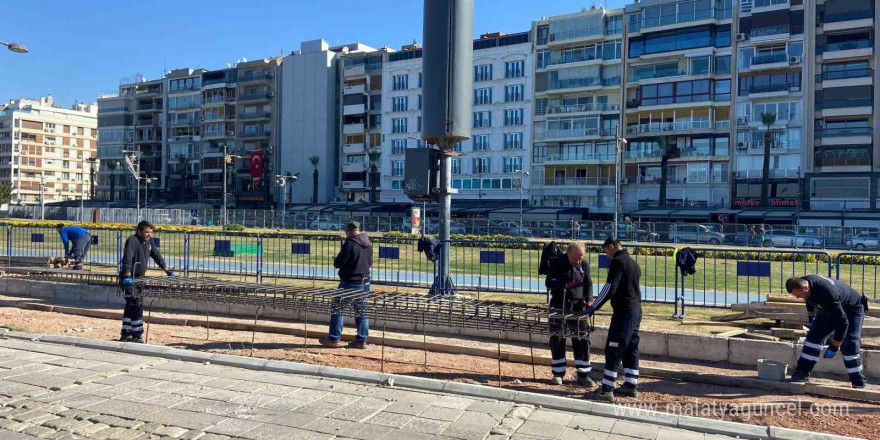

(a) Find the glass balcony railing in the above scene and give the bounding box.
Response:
[547,26,603,44]
[625,120,715,134]
[817,127,872,138]
[548,77,620,91]
[825,40,872,52]
[751,52,789,65]
[626,150,664,159]
[823,10,874,23]
[750,26,790,38]
[541,103,620,115]
[747,83,800,94]
[534,177,614,187]
[628,69,687,83]
[816,68,872,81]
[544,152,615,162]
[633,7,725,31]
[734,169,800,179]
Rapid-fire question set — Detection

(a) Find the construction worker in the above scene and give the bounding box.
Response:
[587,238,642,402]
[322,221,373,349]
[786,275,869,388]
[545,242,593,386]
[119,221,174,343]
[56,224,91,270]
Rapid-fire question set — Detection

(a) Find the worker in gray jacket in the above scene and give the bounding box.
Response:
[119,221,173,343]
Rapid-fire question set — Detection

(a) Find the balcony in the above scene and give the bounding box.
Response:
[540,103,620,116]
[547,77,620,92]
[204,95,235,104]
[628,69,687,83]
[343,143,365,155]
[342,180,366,189]
[136,119,157,127]
[822,10,874,31]
[342,161,367,173]
[344,84,366,95]
[238,72,274,83]
[749,52,792,70]
[545,152,615,163]
[736,140,801,154]
[539,128,601,140]
[343,104,367,116]
[203,130,236,140]
[543,26,603,46]
[626,120,721,135]
[815,150,871,167]
[136,105,158,112]
[343,123,365,135]
[745,83,801,97]
[343,64,366,77]
[752,0,790,12]
[749,26,791,43]
[818,127,872,138]
[534,177,614,187]
[629,7,732,32]
[238,131,271,139]
[734,169,800,179]
[239,91,274,102]
[170,135,201,142]
[816,68,873,85]
[167,120,197,128]
[822,40,873,60]
[238,112,271,120]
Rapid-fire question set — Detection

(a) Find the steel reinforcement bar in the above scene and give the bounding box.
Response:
[2,267,591,338]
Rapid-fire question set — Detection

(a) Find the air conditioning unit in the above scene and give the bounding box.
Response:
[735,33,748,42]
[789,56,801,64]
[736,117,749,125]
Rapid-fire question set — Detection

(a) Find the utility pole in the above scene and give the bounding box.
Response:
[613,125,627,238]
[222,145,242,227]
[518,169,530,231]
[39,173,45,220]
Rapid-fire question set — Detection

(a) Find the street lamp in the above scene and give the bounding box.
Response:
[80,156,97,223]
[1,41,28,54]
[516,170,530,231]
[122,147,141,220]
[222,145,242,226]
[613,127,628,239]
[39,173,45,220]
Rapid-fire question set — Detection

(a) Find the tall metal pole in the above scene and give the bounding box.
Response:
[438,144,453,295]
[222,145,227,227]
[613,125,622,239]
[40,173,45,220]
[80,156,85,223]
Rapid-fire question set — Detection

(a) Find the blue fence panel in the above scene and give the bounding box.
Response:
[31,233,45,243]
[445,240,540,295]
[261,234,340,283]
[736,261,771,277]
[598,254,610,269]
[480,251,505,264]
[291,243,311,255]
[378,247,400,260]
[593,245,677,305]
[370,237,432,288]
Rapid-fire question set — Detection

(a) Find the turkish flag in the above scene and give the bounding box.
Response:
[249,150,263,178]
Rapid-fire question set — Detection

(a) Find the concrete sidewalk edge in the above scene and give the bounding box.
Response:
[0,330,865,440]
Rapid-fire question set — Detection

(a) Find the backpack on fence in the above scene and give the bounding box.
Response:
[677,247,699,276]
[539,241,566,275]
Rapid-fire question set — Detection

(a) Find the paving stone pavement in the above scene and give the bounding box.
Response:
[0,338,747,440]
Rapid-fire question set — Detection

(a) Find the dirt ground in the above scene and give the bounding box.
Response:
[1,302,878,439]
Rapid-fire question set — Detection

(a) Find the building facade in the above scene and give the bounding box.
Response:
[0,96,98,205]
[380,32,534,204]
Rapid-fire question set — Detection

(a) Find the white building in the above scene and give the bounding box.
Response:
[379,32,534,203]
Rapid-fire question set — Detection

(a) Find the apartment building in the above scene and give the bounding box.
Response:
[731,0,806,213]
[0,96,98,205]
[338,46,388,202]
[234,58,281,207]
[530,7,624,212]
[804,0,878,211]
[620,0,735,216]
[165,69,205,203]
[380,32,534,204]
[188,67,236,204]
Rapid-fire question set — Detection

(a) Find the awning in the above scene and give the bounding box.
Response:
[670,209,714,219]
[713,208,742,215]
[737,209,769,219]
[630,209,676,217]
[765,210,796,219]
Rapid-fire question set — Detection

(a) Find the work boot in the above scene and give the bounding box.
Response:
[129,336,145,344]
[118,335,131,342]
[347,340,367,349]
[592,386,615,403]
[788,371,810,384]
[550,376,564,386]
[320,339,343,348]
[576,376,596,387]
[852,383,867,389]
[615,384,638,398]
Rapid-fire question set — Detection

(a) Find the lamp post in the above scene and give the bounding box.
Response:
[39,173,45,220]
[80,156,97,223]
[122,146,141,219]
[517,170,530,231]
[0,41,28,54]
[222,145,242,226]
[613,126,628,239]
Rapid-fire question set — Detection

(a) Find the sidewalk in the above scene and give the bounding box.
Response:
[0,333,857,440]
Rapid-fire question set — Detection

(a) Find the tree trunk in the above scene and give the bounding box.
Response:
[761,130,772,206]
[659,154,669,207]
[312,169,319,204]
[109,176,116,202]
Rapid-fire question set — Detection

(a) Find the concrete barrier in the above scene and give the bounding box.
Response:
[639,331,668,356]
[667,334,728,362]
[864,349,879,379]
[728,339,795,367]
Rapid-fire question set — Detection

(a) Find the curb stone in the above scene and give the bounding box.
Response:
[7,333,867,440]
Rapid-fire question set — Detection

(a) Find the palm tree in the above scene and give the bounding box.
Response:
[368,151,381,202]
[309,155,320,204]
[106,161,117,202]
[656,136,674,207]
[760,112,777,207]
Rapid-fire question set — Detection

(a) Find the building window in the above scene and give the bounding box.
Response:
[418,73,422,88]
[533,144,546,164]
[503,132,523,150]
[391,179,402,190]
[503,156,523,173]
[472,157,491,174]
[392,74,408,91]
[451,158,461,175]
[715,55,731,75]
[474,88,493,105]
[474,64,493,82]
[537,50,549,69]
[473,134,491,151]
[393,96,408,112]
[505,60,525,78]
[752,101,801,123]
[504,109,524,126]
[473,111,492,128]
[392,118,407,133]
[504,85,524,102]
[417,116,422,132]
[391,139,406,155]
[391,161,405,176]
[418,94,422,110]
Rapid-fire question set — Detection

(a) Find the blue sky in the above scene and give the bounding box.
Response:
[0,0,627,107]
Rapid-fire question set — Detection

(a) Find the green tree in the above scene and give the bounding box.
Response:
[106,161,117,202]
[309,155,320,204]
[656,136,674,207]
[0,182,12,205]
[760,112,777,207]
[177,155,189,203]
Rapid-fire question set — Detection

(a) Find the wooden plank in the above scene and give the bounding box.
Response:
[711,312,752,322]
[737,331,780,342]
[679,320,755,328]
[715,329,749,338]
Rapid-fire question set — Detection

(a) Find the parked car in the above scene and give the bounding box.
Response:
[596,226,659,242]
[847,231,880,250]
[493,221,533,237]
[760,229,824,248]
[309,219,346,231]
[671,224,726,245]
